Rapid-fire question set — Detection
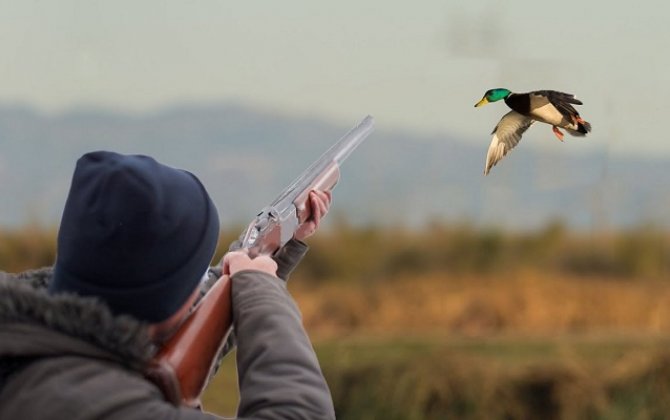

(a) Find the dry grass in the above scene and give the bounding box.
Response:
[292,270,670,338]
[0,225,57,272]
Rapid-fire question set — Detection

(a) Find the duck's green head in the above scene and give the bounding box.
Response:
[474,88,511,107]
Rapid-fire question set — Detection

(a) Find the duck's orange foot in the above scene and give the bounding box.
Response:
[574,115,587,125]
[552,126,564,142]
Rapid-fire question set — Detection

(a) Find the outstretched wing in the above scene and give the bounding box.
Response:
[484,111,535,175]
[532,90,582,121]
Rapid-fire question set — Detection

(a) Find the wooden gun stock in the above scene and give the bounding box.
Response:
[145,275,233,408]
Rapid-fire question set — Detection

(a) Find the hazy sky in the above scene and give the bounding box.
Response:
[1,1,669,156]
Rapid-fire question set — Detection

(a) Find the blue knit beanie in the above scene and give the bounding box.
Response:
[50,151,220,323]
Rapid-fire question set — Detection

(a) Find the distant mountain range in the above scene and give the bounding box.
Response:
[0,103,668,231]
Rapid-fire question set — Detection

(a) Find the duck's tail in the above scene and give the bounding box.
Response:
[572,115,592,135]
[577,120,591,134]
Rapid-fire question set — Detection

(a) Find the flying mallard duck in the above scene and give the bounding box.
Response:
[474,88,592,175]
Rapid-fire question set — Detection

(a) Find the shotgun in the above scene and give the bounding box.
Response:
[145,115,375,408]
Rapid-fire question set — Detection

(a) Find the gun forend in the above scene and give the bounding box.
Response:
[238,115,374,257]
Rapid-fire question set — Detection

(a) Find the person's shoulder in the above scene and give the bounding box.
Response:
[2,355,220,419]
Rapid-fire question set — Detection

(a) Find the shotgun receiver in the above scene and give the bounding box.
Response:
[146,115,375,407]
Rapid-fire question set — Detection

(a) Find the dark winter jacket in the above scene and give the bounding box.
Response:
[0,241,335,419]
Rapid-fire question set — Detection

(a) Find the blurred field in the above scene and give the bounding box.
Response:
[3,222,670,418]
[293,272,670,337]
[203,335,670,419]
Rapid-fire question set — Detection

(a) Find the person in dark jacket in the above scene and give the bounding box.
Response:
[0,151,335,419]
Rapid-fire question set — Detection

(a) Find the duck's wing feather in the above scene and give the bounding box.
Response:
[533,90,582,105]
[531,90,582,121]
[485,110,535,175]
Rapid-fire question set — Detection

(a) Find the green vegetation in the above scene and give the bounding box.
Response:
[294,221,670,283]
[203,336,670,419]
[3,221,669,281]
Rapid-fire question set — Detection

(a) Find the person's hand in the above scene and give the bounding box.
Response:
[222,251,278,277]
[294,190,332,241]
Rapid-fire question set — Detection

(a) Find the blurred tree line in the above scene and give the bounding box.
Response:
[1,221,669,280]
[297,220,670,282]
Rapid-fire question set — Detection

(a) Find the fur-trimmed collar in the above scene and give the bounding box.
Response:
[0,267,155,370]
